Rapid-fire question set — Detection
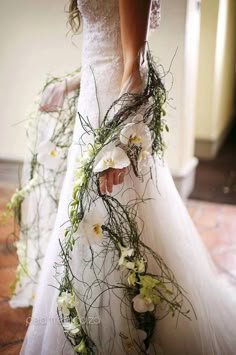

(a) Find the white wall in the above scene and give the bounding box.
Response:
[0,0,82,161]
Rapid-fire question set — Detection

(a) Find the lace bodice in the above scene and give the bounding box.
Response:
[77,0,122,65]
[77,0,160,66]
[74,0,160,143]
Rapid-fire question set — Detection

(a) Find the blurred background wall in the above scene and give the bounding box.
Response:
[195,0,236,158]
[0,0,235,199]
[0,0,82,161]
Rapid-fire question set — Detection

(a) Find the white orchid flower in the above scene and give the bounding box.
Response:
[119,249,146,273]
[57,291,76,316]
[125,258,146,273]
[63,317,81,335]
[118,243,134,266]
[132,294,155,313]
[137,149,153,173]
[120,122,152,151]
[77,208,104,245]
[93,143,130,173]
[37,141,63,170]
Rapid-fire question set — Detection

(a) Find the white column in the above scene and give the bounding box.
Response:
[150,0,201,198]
[195,0,236,159]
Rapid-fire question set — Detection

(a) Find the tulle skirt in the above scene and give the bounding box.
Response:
[16,49,236,353]
[18,123,236,354]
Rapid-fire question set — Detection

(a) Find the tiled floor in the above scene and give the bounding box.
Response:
[0,186,236,354]
[187,199,236,282]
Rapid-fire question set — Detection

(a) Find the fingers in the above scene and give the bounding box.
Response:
[106,169,114,193]
[113,169,120,185]
[118,168,126,184]
[99,173,107,194]
[99,170,113,194]
[99,168,126,194]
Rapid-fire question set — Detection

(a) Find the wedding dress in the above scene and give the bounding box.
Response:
[15,0,236,354]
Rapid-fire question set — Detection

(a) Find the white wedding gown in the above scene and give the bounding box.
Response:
[18,1,236,354]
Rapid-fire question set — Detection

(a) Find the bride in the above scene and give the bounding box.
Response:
[10,0,236,354]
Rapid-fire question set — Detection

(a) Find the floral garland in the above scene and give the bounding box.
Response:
[8,69,80,301]
[55,48,194,354]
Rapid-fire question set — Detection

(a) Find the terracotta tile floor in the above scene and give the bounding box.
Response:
[0,185,236,354]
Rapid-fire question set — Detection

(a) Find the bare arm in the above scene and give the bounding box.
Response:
[99,0,151,194]
[119,0,151,90]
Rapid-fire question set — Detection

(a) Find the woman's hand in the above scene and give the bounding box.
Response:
[99,167,126,194]
[39,80,67,112]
